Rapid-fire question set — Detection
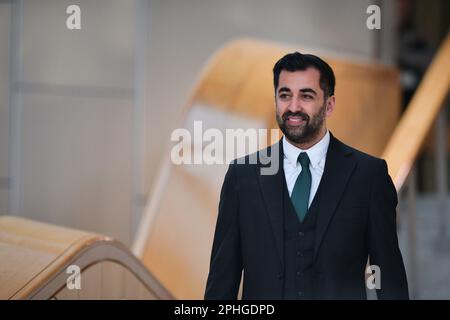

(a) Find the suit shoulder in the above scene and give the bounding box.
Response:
[337,139,386,169]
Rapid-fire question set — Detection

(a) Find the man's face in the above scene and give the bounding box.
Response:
[275,68,334,146]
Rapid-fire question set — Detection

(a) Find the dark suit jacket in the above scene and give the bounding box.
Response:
[204,133,409,300]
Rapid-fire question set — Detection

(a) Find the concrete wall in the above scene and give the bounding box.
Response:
[7,0,136,245]
[0,0,12,215]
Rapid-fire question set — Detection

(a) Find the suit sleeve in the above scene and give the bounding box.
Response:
[204,163,242,299]
[367,159,409,299]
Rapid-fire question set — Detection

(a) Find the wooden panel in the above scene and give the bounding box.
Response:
[123,263,157,300]
[52,261,158,300]
[0,216,96,299]
[100,261,125,299]
[327,61,400,156]
[124,270,148,300]
[191,39,400,156]
[383,32,450,190]
[142,166,220,299]
[0,242,55,299]
[0,216,171,300]
[78,263,102,299]
[53,285,79,300]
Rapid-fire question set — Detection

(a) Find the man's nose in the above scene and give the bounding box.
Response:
[288,96,303,112]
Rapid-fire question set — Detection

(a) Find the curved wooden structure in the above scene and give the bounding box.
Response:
[133,38,402,299]
[0,216,172,299]
[383,32,450,190]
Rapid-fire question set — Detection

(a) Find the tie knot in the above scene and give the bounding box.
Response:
[298,152,310,168]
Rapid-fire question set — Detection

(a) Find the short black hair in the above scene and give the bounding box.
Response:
[273,52,335,98]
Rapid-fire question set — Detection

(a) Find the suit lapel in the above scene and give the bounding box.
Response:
[313,133,357,261]
[256,140,285,267]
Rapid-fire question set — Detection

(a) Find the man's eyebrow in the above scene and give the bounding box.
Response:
[299,88,317,95]
[277,87,291,93]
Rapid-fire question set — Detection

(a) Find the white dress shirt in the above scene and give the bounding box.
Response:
[283,130,330,208]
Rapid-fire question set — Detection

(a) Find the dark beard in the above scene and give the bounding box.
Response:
[276,103,326,145]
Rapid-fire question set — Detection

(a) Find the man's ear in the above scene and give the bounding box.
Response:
[325,95,335,117]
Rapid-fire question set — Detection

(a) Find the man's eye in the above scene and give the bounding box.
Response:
[279,94,289,99]
[303,95,313,100]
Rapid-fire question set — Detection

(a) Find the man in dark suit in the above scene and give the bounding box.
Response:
[204,52,409,300]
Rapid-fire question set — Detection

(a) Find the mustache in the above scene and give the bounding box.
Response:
[282,111,310,122]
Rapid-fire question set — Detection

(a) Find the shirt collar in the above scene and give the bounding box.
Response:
[282,130,330,169]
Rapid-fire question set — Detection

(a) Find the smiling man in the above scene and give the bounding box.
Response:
[205,52,409,300]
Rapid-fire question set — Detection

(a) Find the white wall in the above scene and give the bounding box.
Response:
[0,0,12,215]
[8,0,136,245]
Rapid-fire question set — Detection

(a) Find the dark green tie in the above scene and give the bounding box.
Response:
[291,152,311,222]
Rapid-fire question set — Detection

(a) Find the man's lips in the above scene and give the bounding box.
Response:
[285,115,307,125]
